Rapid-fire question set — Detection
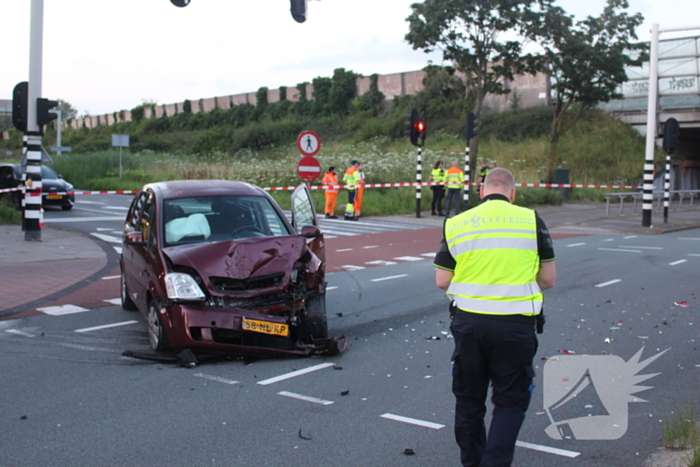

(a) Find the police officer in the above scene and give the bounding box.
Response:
[433,168,556,467]
[430,160,446,216]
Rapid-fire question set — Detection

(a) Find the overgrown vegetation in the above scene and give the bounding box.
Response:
[0,200,21,225]
[661,406,700,467]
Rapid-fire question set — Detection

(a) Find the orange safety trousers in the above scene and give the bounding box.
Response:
[324,192,338,215]
[354,186,364,217]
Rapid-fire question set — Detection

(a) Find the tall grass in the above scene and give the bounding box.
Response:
[0,200,21,225]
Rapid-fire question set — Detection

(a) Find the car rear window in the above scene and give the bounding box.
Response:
[163,195,292,246]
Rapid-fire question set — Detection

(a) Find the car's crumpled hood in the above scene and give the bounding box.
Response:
[163,236,307,280]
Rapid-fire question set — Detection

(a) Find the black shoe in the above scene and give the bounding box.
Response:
[345,216,358,221]
[439,213,446,216]
[329,215,338,219]
[431,212,436,216]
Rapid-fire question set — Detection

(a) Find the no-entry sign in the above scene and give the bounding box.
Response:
[297,130,321,156]
[297,156,321,182]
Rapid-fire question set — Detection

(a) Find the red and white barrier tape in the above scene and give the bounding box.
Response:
[2,182,647,197]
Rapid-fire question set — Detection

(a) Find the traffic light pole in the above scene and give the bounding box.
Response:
[24,0,45,241]
[663,153,670,223]
[464,142,471,208]
[415,146,422,218]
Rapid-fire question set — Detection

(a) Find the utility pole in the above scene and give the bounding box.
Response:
[24,0,45,241]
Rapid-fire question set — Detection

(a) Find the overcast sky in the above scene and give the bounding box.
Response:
[2,0,699,116]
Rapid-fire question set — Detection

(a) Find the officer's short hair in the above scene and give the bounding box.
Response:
[351,160,359,165]
[484,168,515,191]
[329,166,335,172]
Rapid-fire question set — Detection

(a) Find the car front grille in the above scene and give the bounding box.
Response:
[209,272,285,294]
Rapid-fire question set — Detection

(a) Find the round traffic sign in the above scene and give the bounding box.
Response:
[297,156,321,182]
[296,131,321,157]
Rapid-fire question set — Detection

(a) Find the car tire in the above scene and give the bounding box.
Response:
[120,268,137,311]
[147,300,169,351]
[61,205,73,211]
[299,293,328,340]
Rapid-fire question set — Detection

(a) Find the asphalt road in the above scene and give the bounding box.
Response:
[1,195,699,466]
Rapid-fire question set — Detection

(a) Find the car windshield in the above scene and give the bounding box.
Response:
[162,195,292,246]
[41,166,60,179]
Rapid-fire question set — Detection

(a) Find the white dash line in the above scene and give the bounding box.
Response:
[340,265,365,271]
[365,260,397,266]
[102,275,120,280]
[420,253,436,257]
[623,235,638,239]
[598,248,642,253]
[689,254,700,257]
[380,413,445,430]
[5,329,36,338]
[362,245,379,249]
[567,243,585,247]
[669,259,687,266]
[277,391,334,405]
[326,286,338,291]
[619,245,663,250]
[394,256,424,262]
[257,362,336,386]
[74,320,138,333]
[595,279,622,288]
[336,248,353,252]
[371,274,408,282]
[194,373,240,385]
[515,441,580,458]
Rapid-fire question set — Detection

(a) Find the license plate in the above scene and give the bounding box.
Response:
[47,194,62,200]
[242,318,289,337]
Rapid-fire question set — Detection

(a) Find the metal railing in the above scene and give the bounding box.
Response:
[604,190,700,216]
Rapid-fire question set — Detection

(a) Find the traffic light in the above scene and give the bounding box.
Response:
[290,0,307,23]
[663,118,680,155]
[466,112,479,140]
[404,109,425,146]
[170,0,191,6]
[37,98,59,128]
[12,81,28,132]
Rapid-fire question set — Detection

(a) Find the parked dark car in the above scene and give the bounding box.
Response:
[0,163,75,210]
[120,180,342,357]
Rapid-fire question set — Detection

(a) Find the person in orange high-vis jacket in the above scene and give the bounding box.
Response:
[353,163,366,218]
[321,166,339,219]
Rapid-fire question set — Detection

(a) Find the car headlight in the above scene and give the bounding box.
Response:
[165,272,205,301]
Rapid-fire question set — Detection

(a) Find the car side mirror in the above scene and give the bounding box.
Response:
[124,231,146,246]
[300,225,321,239]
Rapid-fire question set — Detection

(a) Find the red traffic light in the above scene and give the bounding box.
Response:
[416,122,425,132]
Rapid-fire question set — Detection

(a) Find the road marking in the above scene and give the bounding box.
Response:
[371,274,408,282]
[194,373,240,385]
[420,253,435,257]
[102,275,120,280]
[362,245,378,249]
[619,245,663,250]
[394,256,424,262]
[380,413,445,430]
[669,259,687,266]
[595,279,622,288]
[515,441,580,458]
[365,260,397,266]
[277,391,334,406]
[5,329,36,338]
[689,254,700,257]
[336,248,353,252]
[113,246,122,254]
[37,304,89,316]
[257,362,336,386]
[74,320,138,333]
[567,242,586,247]
[326,286,338,291]
[96,227,113,231]
[103,298,121,305]
[90,233,122,243]
[341,265,365,271]
[104,206,129,211]
[623,235,638,239]
[43,216,123,223]
[598,248,642,253]
[603,238,614,242]
[679,237,700,241]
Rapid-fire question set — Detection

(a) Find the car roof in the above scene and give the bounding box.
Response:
[147,180,267,200]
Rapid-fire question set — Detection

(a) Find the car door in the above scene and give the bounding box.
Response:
[122,191,149,310]
[291,183,325,263]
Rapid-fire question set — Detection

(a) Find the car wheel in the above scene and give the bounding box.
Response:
[299,294,328,339]
[120,269,137,311]
[147,301,169,351]
[61,205,73,211]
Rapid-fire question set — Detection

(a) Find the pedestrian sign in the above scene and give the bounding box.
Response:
[296,130,321,157]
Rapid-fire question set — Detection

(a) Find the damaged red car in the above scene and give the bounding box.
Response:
[120,180,342,357]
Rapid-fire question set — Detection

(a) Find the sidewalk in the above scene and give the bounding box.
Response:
[0,225,108,316]
[0,202,698,318]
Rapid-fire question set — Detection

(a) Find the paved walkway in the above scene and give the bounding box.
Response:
[0,202,698,318]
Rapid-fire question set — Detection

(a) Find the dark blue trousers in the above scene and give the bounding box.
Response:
[450,312,537,467]
[445,188,461,217]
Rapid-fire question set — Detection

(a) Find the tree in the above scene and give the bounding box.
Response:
[529,0,646,181]
[56,99,78,121]
[405,0,545,183]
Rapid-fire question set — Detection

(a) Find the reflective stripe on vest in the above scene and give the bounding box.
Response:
[431,168,445,183]
[445,168,462,189]
[343,168,357,191]
[322,173,339,193]
[444,200,542,316]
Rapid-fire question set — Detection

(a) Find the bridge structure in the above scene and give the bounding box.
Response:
[603,34,700,191]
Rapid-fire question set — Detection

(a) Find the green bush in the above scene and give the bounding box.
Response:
[0,200,21,225]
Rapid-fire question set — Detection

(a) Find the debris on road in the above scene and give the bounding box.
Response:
[674,301,690,307]
[298,429,312,440]
[403,449,415,456]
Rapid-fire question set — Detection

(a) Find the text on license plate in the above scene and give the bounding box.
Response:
[242,318,289,337]
[47,194,62,200]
